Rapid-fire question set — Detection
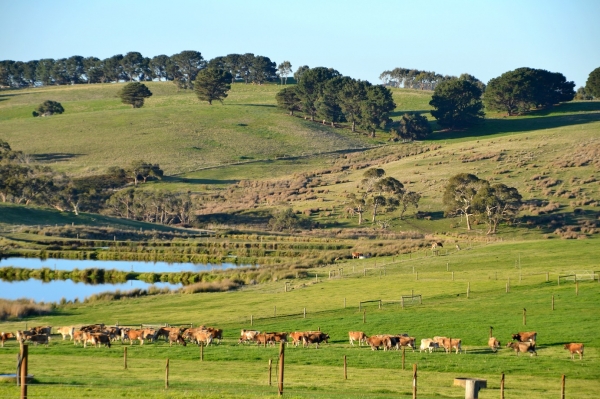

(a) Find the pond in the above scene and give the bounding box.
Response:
[0,279,181,303]
[0,257,241,273]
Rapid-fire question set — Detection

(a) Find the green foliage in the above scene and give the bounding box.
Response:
[585,66,600,98]
[32,100,64,117]
[473,182,522,234]
[118,82,152,108]
[575,86,594,100]
[268,208,301,231]
[485,67,575,115]
[430,78,485,129]
[275,87,302,115]
[295,67,341,121]
[397,112,432,141]
[277,60,292,85]
[170,50,206,89]
[129,160,163,185]
[193,68,232,105]
[358,84,396,137]
[442,173,483,230]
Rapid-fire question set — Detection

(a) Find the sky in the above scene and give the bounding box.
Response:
[1,0,598,87]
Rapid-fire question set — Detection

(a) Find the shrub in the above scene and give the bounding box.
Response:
[32,100,64,117]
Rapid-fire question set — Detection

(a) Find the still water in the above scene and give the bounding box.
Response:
[0,257,240,273]
[0,279,181,302]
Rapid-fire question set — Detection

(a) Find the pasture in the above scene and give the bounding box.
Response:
[1,239,599,398]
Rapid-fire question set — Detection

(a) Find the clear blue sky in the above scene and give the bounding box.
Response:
[1,0,598,87]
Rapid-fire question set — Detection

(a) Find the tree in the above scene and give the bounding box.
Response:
[118,82,152,108]
[33,100,64,117]
[276,87,302,115]
[359,85,396,137]
[430,78,484,129]
[82,57,102,83]
[121,51,144,81]
[103,54,125,83]
[585,67,600,98]
[150,55,173,81]
[316,77,347,126]
[293,65,309,83]
[397,113,432,141]
[193,68,232,105]
[473,182,522,234]
[399,191,420,219]
[296,67,341,121]
[338,78,368,132]
[268,208,301,231]
[248,55,276,85]
[128,160,163,185]
[36,59,55,85]
[443,173,483,230]
[170,50,206,89]
[575,86,593,100]
[277,61,292,85]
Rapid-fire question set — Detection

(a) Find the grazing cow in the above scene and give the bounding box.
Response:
[266,332,287,345]
[191,331,214,346]
[169,333,187,347]
[506,341,537,356]
[398,336,416,351]
[57,326,75,341]
[348,331,368,346]
[85,333,111,348]
[431,242,443,250]
[73,331,85,346]
[351,252,363,259]
[106,326,122,342]
[419,339,439,353]
[80,324,105,333]
[303,332,330,349]
[239,329,260,344]
[563,343,584,360]
[124,329,146,345]
[155,327,182,342]
[488,337,501,352]
[512,331,537,343]
[1,332,15,347]
[204,327,223,344]
[27,334,50,347]
[289,332,306,347]
[366,335,390,351]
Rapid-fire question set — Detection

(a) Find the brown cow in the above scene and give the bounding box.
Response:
[488,337,501,352]
[1,332,15,347]
[85,333,111,348]
[124,329,146,345]
[191,330,213,346]
[27,334,50,347]
[351,252,363,259]
[439,338,462,354]
[366,335,390,351]
[563,343,584,360]
[303,332,329,349]
[204,327,223,344]
[289,332,306,347]
[30,326,52,335]
[169,333,187,347]
[506,341,537,356]
[73,330,85,346]
[57,326,75,341]
[155,327,182,341]
[349,331,368,346]
[512,331,537,342]
[398,336,416,351]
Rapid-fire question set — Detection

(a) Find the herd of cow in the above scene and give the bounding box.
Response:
[0,327,584,360]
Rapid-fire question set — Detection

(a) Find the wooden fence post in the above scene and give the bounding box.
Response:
[467,282,470,298]
[124,347,127,369]
[523,308,526,326]
[344,355,347,380]
[344,298,346,308]
[20,344,27,399]
[561,374,566,399]
[500,373,505,399]
[363,310,366,324]
[576,281,579,296]
[251,315,253,326]
[412,364,417,399]
[303,307,306,318]
[446,262,449,271]
[274,306,276,317]
[378,300,381,309]
[552,294,555,311]
[165,358,169,389]
[489,326,493,339]
[278,342,285,396]
[268,359,272,386]
[401,296,404,309]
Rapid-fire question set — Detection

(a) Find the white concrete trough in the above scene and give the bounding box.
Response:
[453,377,487,399]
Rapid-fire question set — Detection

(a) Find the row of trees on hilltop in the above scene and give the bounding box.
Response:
[0,51,280,89]
[379,68,486,92]
[276,67,396,136]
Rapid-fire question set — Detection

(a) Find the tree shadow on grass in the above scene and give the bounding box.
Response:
[197,211,272,227]
[431,111,600,141]
[226,104,276,108]
[390,109,431,118]
[162,176,239,185]
[32,153,82,162]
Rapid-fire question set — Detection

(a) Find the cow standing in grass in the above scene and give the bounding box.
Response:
[488,337,501,352]
[564,343,584,360]
[506,341,537,356]
[1,332,15,347]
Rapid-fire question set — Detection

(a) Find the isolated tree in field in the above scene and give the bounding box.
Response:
[586,67,600,98]
[277,61,292,85]
[129,160,163,185]
[193,68,232,105]
[473,182,522,234]
[118,82,152,108]
[32,100,64,117]
[397,113,432,141]
[276,87,302,115]
[443,173,483,230]
[430,78,484,129]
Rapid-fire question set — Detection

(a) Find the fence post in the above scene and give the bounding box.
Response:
[419,295,422,305]
[401,296,404,309]
[546,272,549,282]
[500,373,505,399]
[274,306,276,317]
[552,294,555,310]
[303,307,306,318]
[165,358,169,389]
[523,308,526,326]
[363,310,366,324]
[268,359,272,386]
[379,300,382,309]
[284,283,287,293]
[359,302,361,311]
[251,315,253,326]
[412,363,417,399]
[344,298,346,308]
[20,344,28,399]
[467,282,470,299]
[576,281,579,296]
[124,347,127,369]
[561,375,566,399]
[344,355,347,380]
[278,342,285,396]
[489,326,493,339]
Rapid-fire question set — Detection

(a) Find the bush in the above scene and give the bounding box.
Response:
[32,100,64,117]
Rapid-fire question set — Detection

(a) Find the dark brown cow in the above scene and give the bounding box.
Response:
[511,331,537,342]
[1,332,15,347]
[303,332,329,349]
[30,326,52,335]
[27,334,50,347]
[563,343,584,360]
[85,333,111,348]
[366,335,390,351]
[506,341,537,356]
[169,333,187,347]
[155,327,183,342]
